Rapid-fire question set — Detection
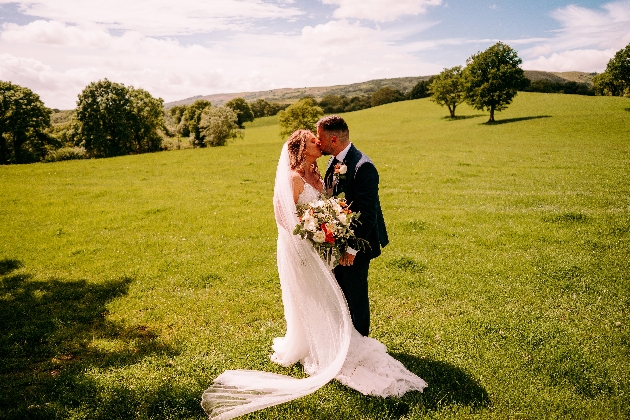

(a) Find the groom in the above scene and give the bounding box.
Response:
[317,115,388,337]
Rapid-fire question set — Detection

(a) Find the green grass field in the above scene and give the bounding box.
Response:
[1,92,629,419]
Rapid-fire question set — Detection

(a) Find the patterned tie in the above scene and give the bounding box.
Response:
[325,157,339,191]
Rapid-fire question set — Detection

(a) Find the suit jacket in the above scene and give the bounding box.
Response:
[325,144,388,259]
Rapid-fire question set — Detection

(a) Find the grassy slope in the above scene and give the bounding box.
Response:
[1,93,629,419]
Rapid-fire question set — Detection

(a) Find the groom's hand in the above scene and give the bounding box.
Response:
[340,252,355,266]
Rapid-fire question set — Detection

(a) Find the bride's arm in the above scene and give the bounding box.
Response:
[290,171,305,204]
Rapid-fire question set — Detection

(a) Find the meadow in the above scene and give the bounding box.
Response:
[0,92,628,419]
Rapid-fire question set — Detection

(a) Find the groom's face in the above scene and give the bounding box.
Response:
[317,126,334,156]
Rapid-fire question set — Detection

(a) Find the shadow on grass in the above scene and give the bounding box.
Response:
[294,353,490,419]
[392,353,489,413]
[441,114,485,121]
[482,115,551,125]
[353,354,489,418]
[0,259,197,420]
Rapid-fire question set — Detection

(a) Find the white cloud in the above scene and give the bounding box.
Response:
[523,49,617,72]
[0,0,303,35]
[322,0,442,22]
[0,18,442,109]
[521,0,630,71]
[2,21,112,48]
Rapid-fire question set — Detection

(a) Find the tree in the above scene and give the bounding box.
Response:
[169,105,187,125]
[319,94,346,114]
[0,81,52,164]
[225,97,254,128]
[463,42,529,122]
[249,99,287,118]
[429,67,465,118]
[199,106,240,147]
[594,44,630,97]
[408,79,432,99]
[344,95,372,112]
[523,79,594,96]
[371,87,405,107]
[75,79,164,157]
[170,105,191,137]
[249,99,269,118]
[127,88,164,153]
[183,99,211,144]
[277,98,323,138]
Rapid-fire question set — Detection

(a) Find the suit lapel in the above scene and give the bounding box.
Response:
[336,145,359,197]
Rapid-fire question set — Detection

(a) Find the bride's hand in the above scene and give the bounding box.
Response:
[339,252,355,266]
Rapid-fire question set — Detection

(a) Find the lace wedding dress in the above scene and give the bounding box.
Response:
[201,144,426,419]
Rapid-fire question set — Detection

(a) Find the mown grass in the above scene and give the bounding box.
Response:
[1,92,629,419]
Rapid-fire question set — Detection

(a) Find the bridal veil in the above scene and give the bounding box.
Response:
[201,143,353,419]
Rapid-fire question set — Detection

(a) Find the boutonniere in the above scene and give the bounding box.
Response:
[334,162,347,183]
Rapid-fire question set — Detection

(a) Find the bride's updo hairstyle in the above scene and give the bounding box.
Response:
[287,129,313,170]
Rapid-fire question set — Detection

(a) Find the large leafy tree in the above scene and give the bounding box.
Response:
[429,67,465,118]
[183,100,211,144]
[277,98,323,138]
[0,81,52,164]
[75,79,164,157]
[199,106,240,146]
[225,97,254,128]
[594,43,630,97]
[463,42,529,122]
[127,88,164,153]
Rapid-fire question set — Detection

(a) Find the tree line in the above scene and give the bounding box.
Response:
[0,80,290,164]
[420,42,629,121]
[1,42,628,164]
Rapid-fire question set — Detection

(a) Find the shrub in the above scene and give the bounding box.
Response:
[160,135,193,151]
[44,147,88,162]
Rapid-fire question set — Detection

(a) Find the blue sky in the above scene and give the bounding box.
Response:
[1,0,628,108]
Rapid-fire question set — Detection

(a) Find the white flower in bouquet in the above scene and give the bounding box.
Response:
[304,218,317,232]
[338,164,347,175]
[331,200,343,214]
[302,211,317,231]
[312,231,326,243]
[293,194,369,267]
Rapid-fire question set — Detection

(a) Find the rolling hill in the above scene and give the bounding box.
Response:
[164,70,596,108]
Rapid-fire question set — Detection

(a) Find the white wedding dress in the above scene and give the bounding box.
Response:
[201,144,426,419]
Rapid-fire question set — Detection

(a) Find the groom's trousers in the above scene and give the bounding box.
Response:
[333,252,370,337]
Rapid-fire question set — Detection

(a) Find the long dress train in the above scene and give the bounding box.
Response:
[201,144,426,419]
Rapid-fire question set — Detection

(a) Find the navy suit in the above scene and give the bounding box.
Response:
[324,144,388,336]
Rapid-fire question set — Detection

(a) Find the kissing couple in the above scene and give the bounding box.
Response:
[202,115,427,419]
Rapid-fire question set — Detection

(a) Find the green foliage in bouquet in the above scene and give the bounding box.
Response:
[293,195,369,267]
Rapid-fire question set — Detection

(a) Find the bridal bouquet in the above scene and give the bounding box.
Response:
[293,195,367,267]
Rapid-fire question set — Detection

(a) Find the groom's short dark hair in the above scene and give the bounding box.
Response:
[316,115,349,134]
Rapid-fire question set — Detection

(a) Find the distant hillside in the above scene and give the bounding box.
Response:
[524,70,595,85]
[165,76,431,109]
[164,71,595,109]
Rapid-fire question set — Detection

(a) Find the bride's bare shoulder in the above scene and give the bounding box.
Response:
[290,170,305,184]
[290,170,305,201]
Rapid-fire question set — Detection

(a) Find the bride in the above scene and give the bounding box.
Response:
[201,130,427,419]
